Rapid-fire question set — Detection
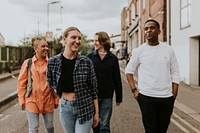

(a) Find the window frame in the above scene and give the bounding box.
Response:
[180,0,191,29]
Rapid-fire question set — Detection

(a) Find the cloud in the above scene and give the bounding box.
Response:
[1,0,128,44]
[8,0,126,19]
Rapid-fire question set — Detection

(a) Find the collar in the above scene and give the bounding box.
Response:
[32,55,48,62]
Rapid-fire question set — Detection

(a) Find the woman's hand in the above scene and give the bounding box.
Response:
[93,113,100,128]
[54,104,59,109]
[20,103,25,110]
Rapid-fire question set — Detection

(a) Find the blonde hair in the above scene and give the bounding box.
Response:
[31,37,45,46]
[63,27,81,38]
[31,37,46,55]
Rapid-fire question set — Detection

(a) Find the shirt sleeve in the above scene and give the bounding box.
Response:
[125,48,140,75]
[17,59,28,105]
[46,59,53,90]
[170,48,180,84]
[87,59,98,100]
[113,57,123,102]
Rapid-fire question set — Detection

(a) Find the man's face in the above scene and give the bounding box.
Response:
[144,21,160,42]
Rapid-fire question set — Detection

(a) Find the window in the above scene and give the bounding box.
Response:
[143,0,146,10]
[180,0,191,28]
[136,0,140,16]
[1,47,7,61]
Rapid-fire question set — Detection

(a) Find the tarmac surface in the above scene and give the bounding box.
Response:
[0,70,19,109]
[0,61,200,132]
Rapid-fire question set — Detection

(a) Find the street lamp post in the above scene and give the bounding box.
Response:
[60,6,63,30]
[47,1,60,32]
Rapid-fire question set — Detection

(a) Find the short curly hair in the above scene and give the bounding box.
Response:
[144,19,160,29]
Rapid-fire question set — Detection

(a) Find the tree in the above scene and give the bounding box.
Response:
[79,34,93,55]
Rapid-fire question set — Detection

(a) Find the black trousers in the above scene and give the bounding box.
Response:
[137,93,175,133]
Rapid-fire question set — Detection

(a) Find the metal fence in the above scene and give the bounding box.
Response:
[0,45,34,74]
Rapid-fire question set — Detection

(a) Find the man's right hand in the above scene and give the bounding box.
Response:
[133,89,139,100]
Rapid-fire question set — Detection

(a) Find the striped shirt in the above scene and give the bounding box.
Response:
[47,53,98,124]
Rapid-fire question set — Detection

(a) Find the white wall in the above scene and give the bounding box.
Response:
[190,0,200,37]
[171,0,200,85]
[171,0,190,84]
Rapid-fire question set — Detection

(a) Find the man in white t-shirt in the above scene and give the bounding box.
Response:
[125,19,180,133]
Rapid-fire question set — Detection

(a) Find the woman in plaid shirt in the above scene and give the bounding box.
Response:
[47,27,99,133]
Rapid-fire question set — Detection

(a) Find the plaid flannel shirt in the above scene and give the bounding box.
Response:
[47,53,98,124]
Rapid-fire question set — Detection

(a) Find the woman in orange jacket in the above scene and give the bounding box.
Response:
[17,37,59,133]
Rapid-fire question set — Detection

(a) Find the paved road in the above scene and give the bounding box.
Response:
[0,73,184,133]
[0,63,200,132]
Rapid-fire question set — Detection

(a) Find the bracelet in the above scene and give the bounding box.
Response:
[131,87,137,93]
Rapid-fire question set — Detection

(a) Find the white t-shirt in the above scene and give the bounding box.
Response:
[125,42,180,98]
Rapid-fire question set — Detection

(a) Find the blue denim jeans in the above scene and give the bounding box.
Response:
[26,111,54,133]
[93,98,113,133]
[60,97,93,133]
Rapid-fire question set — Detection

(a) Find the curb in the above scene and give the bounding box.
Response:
[175,101,200,123]
[0,91,18,108]
[0,70,20,108]
[0,70,20,81]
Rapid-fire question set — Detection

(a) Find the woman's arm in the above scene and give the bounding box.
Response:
[93,99,99,127]
[17,59,29,110]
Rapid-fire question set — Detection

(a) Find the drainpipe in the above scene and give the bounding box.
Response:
[149,0,151,17]
[169,0,171,45]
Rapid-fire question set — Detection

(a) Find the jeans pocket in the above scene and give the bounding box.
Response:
[60,97,67,107]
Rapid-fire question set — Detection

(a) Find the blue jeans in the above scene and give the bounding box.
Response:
[26,111,54,133]
[60,97,93,133]
[93,98,113,133]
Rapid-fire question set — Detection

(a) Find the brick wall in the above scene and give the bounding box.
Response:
[140,0,167,44]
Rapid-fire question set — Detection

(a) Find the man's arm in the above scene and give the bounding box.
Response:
[126,73,136,89]
[172,82,179,98]
[126,73,139,99]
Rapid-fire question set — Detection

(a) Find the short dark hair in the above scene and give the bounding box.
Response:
[144,19,160,29]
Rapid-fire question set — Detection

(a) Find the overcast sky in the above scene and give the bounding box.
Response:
[0,0,128,45]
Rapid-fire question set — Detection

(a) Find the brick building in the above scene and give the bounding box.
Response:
[121,0,168,54]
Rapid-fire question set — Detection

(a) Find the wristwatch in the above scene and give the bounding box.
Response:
[131,87,137,93]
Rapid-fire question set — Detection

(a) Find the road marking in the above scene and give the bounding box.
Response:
[173,113,200,133]
[171,118,190,133]
[175,101,200,123]
[0,115,10,121]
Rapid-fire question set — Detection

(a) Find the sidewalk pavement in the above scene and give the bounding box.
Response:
[0,70,20,108]
[0,62,200,123]
[119,60,200,123]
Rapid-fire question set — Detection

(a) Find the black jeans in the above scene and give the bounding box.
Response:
[137,93,175,133]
